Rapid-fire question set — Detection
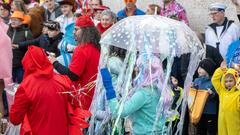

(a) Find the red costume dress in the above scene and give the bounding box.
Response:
[69,43,100,110]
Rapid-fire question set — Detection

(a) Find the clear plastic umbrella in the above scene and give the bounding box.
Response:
[89,15,205,135]
[101,15,203,57]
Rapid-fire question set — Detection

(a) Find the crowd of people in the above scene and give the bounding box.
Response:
[0,0,240,135]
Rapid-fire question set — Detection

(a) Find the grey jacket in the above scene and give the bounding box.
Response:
[44,5,62,21]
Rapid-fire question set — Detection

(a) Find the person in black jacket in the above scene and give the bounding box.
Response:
[12,21,63,57]
[8,11,34,83]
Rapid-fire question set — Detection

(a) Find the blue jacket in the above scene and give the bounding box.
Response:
[117,8,145,18]
[226,40,240,67]
[57,23,77,67]
[193,77,217,114]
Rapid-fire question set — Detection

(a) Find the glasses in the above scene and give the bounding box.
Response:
[48,28,58,31]
[74,27,80,31]
[209,12,219,16]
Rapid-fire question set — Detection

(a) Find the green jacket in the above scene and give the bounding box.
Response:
[108,87,166,135]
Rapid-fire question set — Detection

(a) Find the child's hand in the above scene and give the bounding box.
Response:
[236,78,240,90]
[171,76,178,87]
[207,88,213,95]
[220,60,227,72]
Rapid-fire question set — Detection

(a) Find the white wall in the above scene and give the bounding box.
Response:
[102,0,239,33]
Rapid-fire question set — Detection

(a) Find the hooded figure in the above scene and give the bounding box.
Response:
[10,46,71,135]
[57,22,77,67]
[212,68,240,135]
[0,18,12,87]
[0,18,12,118]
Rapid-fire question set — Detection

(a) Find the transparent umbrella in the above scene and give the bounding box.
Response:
[101,15,203,57]
[89,15,205,135]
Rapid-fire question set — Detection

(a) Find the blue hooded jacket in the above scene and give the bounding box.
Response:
[58,23,77,67]
[193,77,217,115]
[226,40,240,67]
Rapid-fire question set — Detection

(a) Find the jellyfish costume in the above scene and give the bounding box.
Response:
[89,15,204,135]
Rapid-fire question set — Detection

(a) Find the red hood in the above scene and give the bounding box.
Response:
[22,46,53,79]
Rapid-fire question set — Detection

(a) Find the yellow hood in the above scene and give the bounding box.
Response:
[221,68,239,92]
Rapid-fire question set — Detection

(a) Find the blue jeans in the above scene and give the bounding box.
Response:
[12,67,24,83]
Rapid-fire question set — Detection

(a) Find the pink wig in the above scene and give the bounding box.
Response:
[133,54,165,90]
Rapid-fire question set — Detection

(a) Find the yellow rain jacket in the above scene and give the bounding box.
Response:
[212,68,240,135]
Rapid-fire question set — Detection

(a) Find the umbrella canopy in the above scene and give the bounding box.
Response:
[100,15,203,57]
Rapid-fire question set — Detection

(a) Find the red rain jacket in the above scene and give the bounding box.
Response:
[69,43,100,110]
[10,46,71,135]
